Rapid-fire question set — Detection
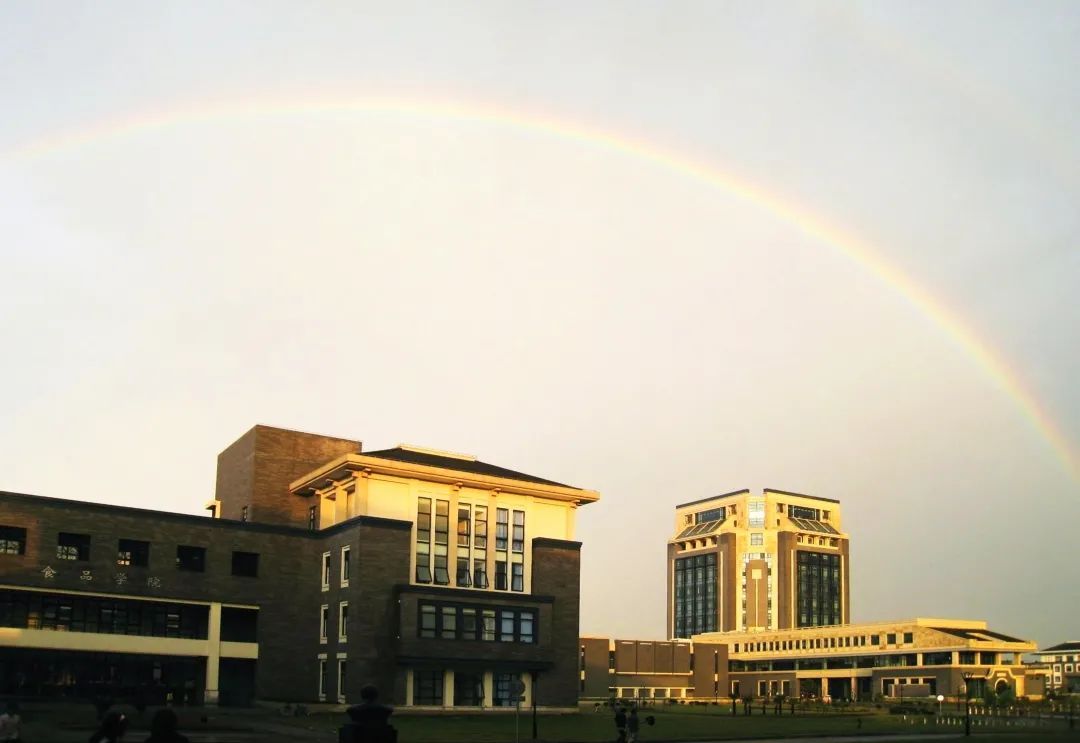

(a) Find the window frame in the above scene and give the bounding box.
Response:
[319,605,329,643]
[57,532,91,561]
[340,546,350,587]
[117,538,150,567]
[338,601,348,642]
[231,550,259,578]
[175,545,206,572]
[0,526,27,556]
[321,551,331,591]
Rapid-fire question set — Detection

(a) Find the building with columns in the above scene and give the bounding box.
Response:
[0,424,598,709]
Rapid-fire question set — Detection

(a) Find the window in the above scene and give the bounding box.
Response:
[337,660,347,702]
[456,557,471,587]
[795,551,840,627]
[871,634,880,645]
[695,507,724,523]
[308,505,317,531]
[338,602,348,641]
[318,659,327,699]
[495,560,507,591]
[457,506,471,547]
[433,500,450,585]
[673,553,718,638]
[903,632,913,644]
[512,510,525,552]
[473,558,488,588]
[417,602,536,643]
[511,562,524,592]
[416,498,432,583]
[0,526,26,556]
[750,533,763,546]
[789,505,819,520]
[454,670,483,706]
[176,545,205,572]
[414,669,443,706]
[240,505,248,522]
[231,551,259,577]
[0,589,209,638]
[117,539,149,567]
[320,605,329,642]
[749,501,765,528]
[495,509,509,550]
[493,672,521,707]
[474,506,488,548]
[340,546,350,586]
[57,532,90,561]
[887,633,896,645]
[321,552,331,590]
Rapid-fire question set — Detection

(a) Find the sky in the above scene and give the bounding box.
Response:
[1,2,1078,648]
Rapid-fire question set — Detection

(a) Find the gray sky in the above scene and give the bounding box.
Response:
[1,1,1078,648]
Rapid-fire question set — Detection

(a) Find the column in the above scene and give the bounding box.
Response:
[443,669,455,709]
[405,669,414,707]
[522,671,533,707]
[204,602,222,705]
[482,671,494,709]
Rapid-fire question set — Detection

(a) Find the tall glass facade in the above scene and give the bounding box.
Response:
[673,553,717,638]
[796,551,841,627]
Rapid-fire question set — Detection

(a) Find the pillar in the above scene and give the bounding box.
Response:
[204,602,222,705]
[482,671,494,708]
[405,669,414,707]
[522,671,533,706]
[443,669,455,709]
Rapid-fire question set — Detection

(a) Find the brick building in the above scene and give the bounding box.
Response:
[0,425,598,709]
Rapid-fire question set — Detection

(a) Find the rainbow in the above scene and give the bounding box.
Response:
[4,95,1077,483]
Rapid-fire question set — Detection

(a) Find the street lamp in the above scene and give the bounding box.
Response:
[962,672,974,737]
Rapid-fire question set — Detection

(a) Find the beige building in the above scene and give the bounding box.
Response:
[667,489,850,638]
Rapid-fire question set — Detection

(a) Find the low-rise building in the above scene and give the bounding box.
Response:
[1033,641,1080,694]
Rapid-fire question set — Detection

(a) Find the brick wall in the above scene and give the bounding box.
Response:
[530,538,581,708]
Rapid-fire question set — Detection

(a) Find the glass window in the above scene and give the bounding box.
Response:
[338,660,347,702]
[473,558,488,588]
[695,507,724,523]
[903,632,913,644]
[415,499,432,583]
[57,532,90,561]
[419,604,436,639]
[512,510,525,553]
[511,562,524,592]
[482,609,496,641]
[176,545,205,572]
[440,606,457,639]
[231,551,259,577]
[456,557,472,587]
[308,506,317,531]
[318,659,327,698]
[495,560,507,591]
[795,551,840,628]
[457,505,471,547]
[495,509,509,550]
[320,605,329,641]
[499,610,515,642]
[454,670,483,706]
[321,552,332,588]
[338,602,348,640]
[461,607,478,640]
[519,611,535,644]
[750,533,763,546]
[672,553,718,638]
[493,672,520,707]
[749,501,765,528]
[0,526,26,556]
[887,633,897,645]
[341,546,350,585]
[414,669,443,706]
[117,538,150,567]
[433,500,450,585]
[474,506,488,549]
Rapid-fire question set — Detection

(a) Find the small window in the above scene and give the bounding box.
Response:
[232,551,259,577]
[871,634,880,645]
[473,559,488,588]
[340,546,350,586]
[321,552,331,589]
[750,533,763,546]
[520,610,535,644]
[318,658,327,699]
[117,538,149,567]
[308,506,317,531]
[240,505,249,523]
[57,532,90,561]
[903,632,913,644]
[0,526,27,556]
[886,633,897,645]
[456,557,471,587]
[482,609,496,641]
[337,659,347,703]
[176,545,206,572]
[419,604,437,638]
[511,510,525,553]
[499,609,515,642]
[338,602,348,641]
[440,606,456,640]
[495,560,507,591]
[320,605,329,642]
[511,562,524,592]
[461,607,478,640]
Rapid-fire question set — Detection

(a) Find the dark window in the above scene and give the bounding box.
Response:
[923,651,951,665]
[454,670,483,706]
[903,632,913,644]
[57,533,90,561]
[240,505,248,522]
[457,506,471,547]
[519,610,535,644]
[341,547,350,583]
[473,558,488,588]
[176,545,206,572]
[789,505,819,520]
[414,669,443,706]
[871,634,880,645]
[474,506,487,548]
[887,633,897,645]
[418,602,535,644]
[495,560,507,591]
[433,500,449,585]
[456,557,472,587]
[673,552,717,638]
[695,507,725,523]
[220,607,258,642]
[308,506,317,531]
[0,526,26,556]
[440,606,456,639]
[511,562,524,592]
[117,539,149,567]
[231,551,259,577]
[322,553,332,586]
[482,609,496,641]
[415,498,432,583]
[795,551,841,627]
[499,609,515,642]
[461,607,478,640]
[0,588,208,638]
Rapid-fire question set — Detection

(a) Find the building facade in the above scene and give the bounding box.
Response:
[581,619,1038,702]
[667,489,850,638]
[1033,641,1080,694]
[0,425,598,709]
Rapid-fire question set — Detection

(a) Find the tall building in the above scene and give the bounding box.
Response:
[0,425,599,709]
[667,489,850,639]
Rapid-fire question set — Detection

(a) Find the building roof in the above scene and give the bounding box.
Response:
[931,626,1027,643]
[1038,641,1080,653]
[360,447,578,489]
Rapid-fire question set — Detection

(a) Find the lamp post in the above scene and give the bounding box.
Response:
[962,672,974,737]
